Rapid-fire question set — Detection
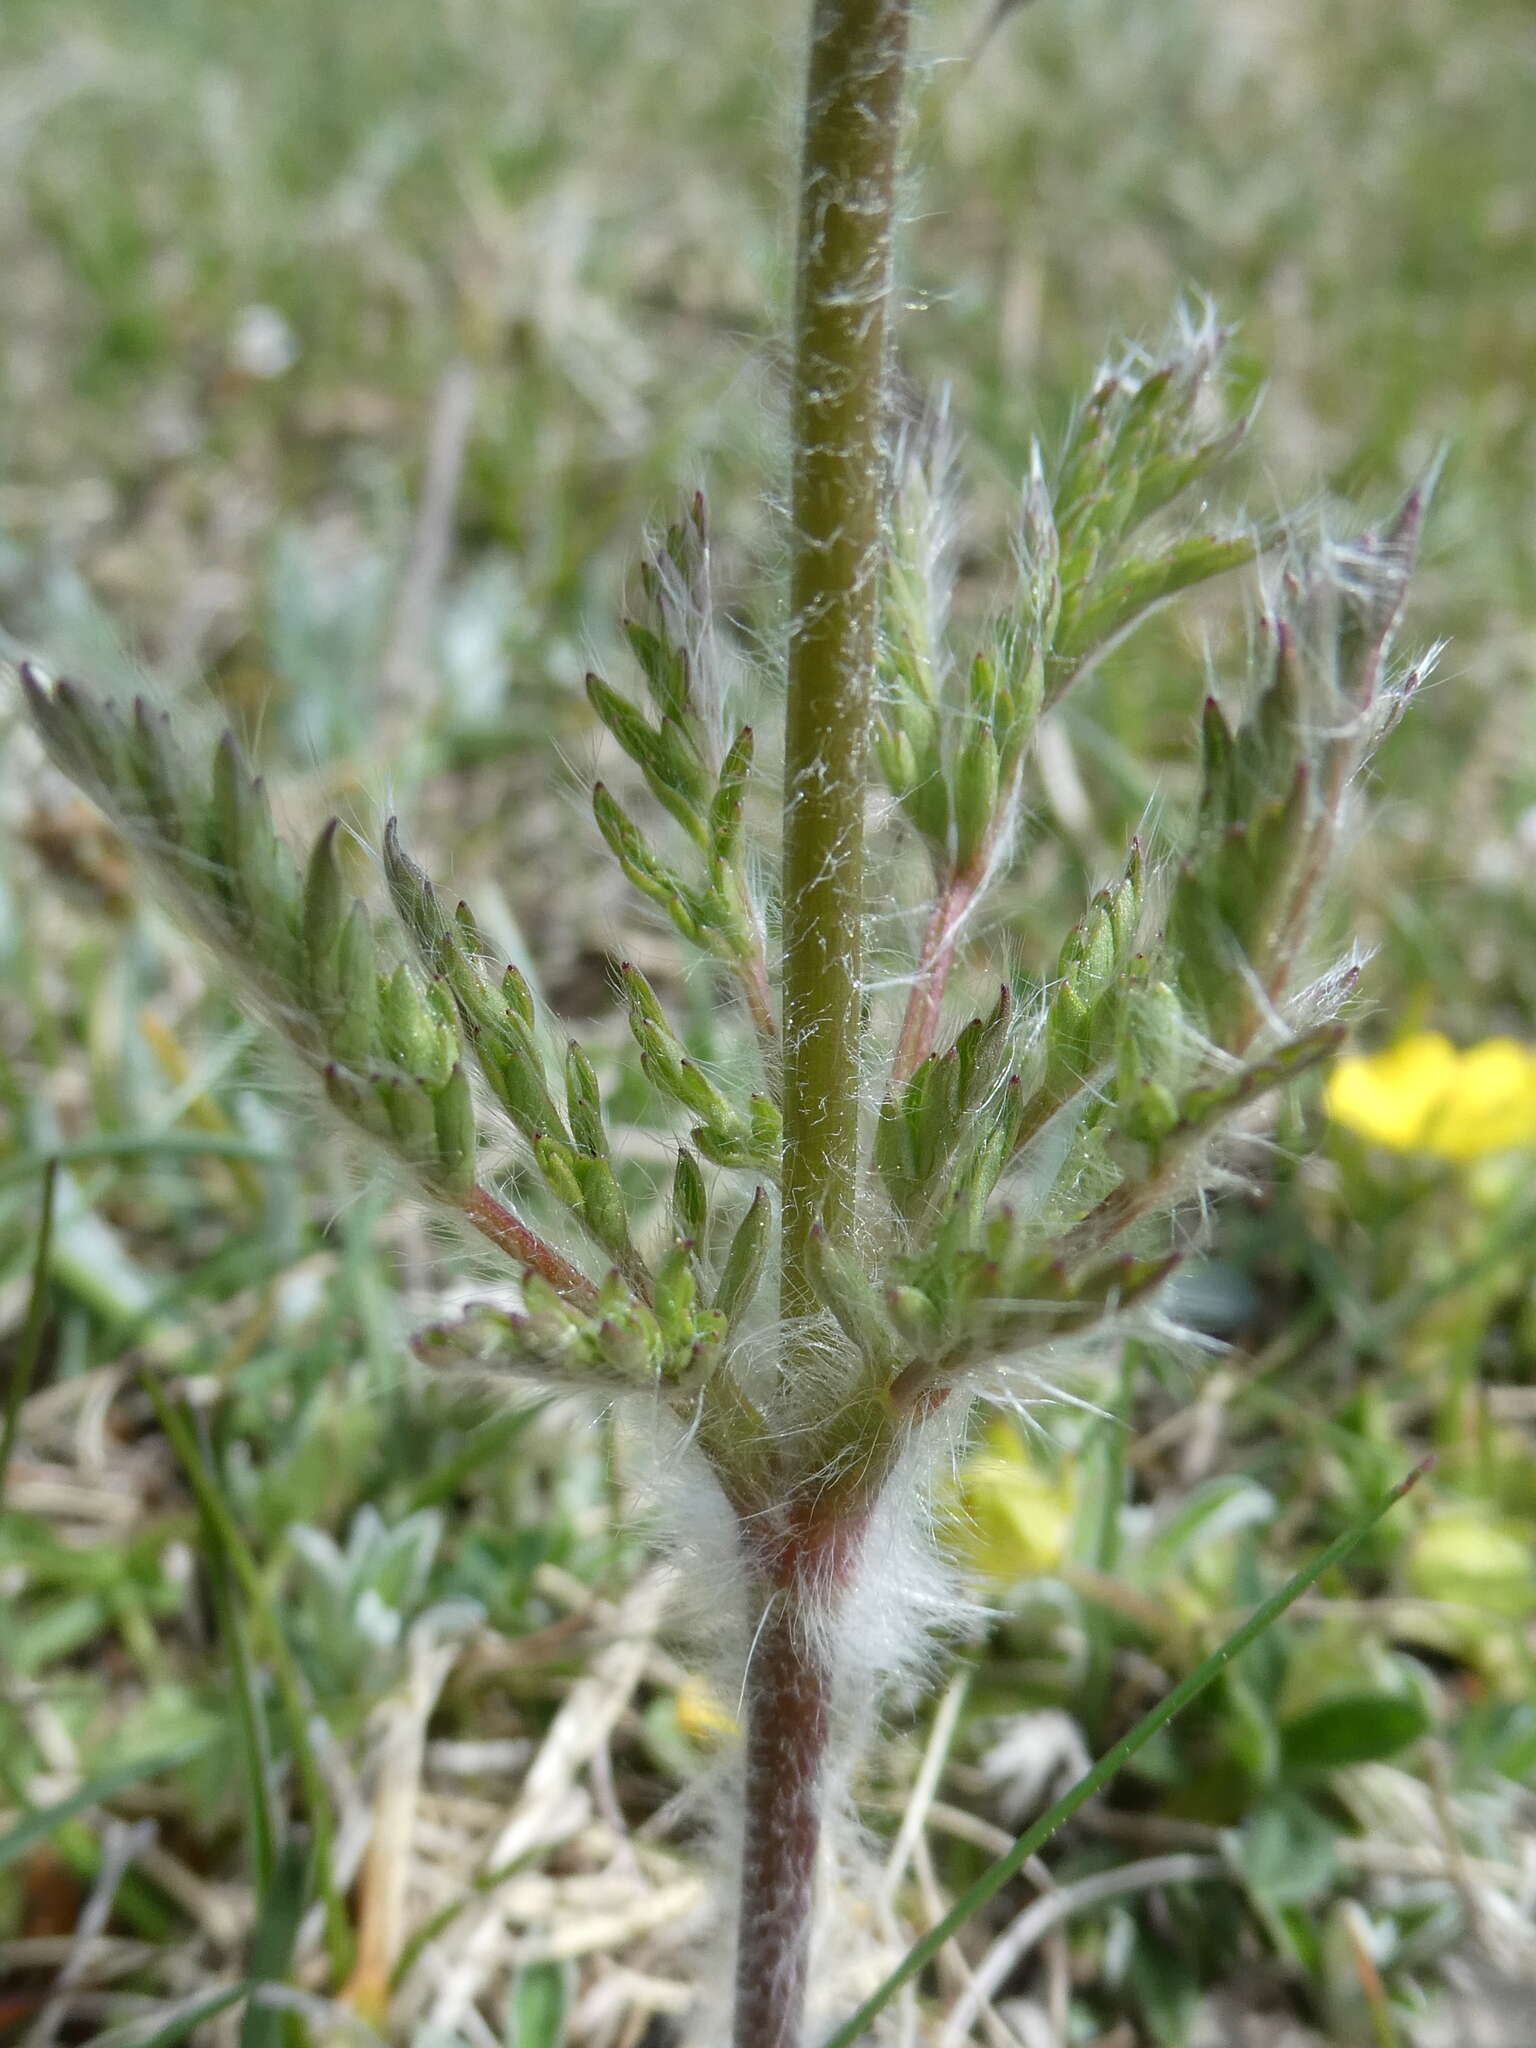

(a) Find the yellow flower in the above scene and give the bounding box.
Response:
[1325,1032,1536,1161]
[675,1675,738,1744]
[954,1417,1077,1580]
[1405,1508,1536,1621]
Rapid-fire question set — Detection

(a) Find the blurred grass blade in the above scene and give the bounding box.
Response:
[0,1741,211,1874]
[242,1834,313,2048]
[389,1851,539,1993]
[818,1459,1431,2048]
[0,1158,56,1505]
[402,1404,537,1513]
[139,1370,353,1981]
[90,1984,251,2048]
[197,1425,280,1896]
[0,1132,289,1195]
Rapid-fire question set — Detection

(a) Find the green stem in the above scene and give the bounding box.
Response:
[739,7,911,2036]
[780,0,913,1311]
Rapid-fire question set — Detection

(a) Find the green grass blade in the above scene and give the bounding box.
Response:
[0,1159,57,1504]
[89,1983,251,2048]
[401,1403,537,1512]
[818,1459,1431,2048]
[200,1477,280,1896]
[389,1850,539,1992]
[0,1133,290,1194]
[242,1834,313,2048]
[139,1370,354,1983]
[0,1742,210,1874]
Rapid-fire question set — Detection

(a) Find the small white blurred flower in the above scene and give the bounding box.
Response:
[228,303,298,380]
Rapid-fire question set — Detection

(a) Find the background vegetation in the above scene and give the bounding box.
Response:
[1,0,1533,2042]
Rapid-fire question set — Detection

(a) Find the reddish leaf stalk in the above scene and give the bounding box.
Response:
[891,861,985,1087]
[460,1184,596,1307]
[742,945,781,1054]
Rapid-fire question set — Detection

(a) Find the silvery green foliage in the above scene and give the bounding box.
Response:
[285,1505,480,1699]
[17,318,1427,1524]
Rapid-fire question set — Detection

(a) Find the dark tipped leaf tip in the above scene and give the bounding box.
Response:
[56,679,112,734]
[18,663,57,723]
[1385,486,1426,546]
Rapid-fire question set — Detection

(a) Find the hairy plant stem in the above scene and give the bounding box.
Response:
[739,1,911,2040]
[780,0,912,1302]
[460,1184,596,1306]
[734,1579,837,2048]
[734,1507,869,2048]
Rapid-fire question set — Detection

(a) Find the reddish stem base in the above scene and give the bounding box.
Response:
[732,1510,868,2048]
[734,1591,835,2048]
